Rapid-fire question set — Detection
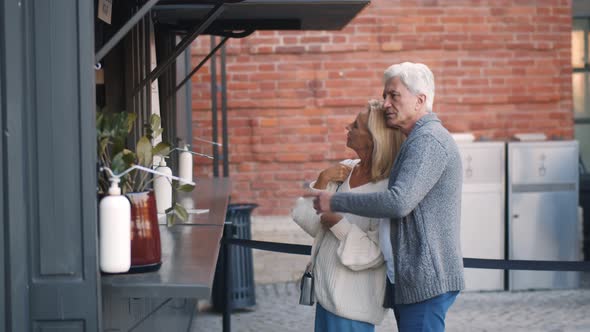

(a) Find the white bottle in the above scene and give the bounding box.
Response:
[154,158,172,213]
[99,178,131,273]
[178,144,193,184]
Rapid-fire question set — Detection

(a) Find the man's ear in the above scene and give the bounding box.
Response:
[415,94,426,111]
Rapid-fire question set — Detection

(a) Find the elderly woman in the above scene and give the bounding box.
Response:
[292,100,405,331]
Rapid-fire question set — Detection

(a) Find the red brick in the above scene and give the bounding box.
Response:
[275,154,309,163]
[187,0,574,215]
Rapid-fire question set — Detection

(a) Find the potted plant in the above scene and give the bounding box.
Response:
[97,111,193,272]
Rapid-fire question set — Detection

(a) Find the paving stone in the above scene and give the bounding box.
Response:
[192,277,590,332]
[212,215,590,331]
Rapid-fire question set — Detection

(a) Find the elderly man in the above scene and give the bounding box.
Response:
[309,62,464,332]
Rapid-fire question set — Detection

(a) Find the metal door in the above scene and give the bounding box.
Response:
[508,141,580,290]
[510,191,580,289]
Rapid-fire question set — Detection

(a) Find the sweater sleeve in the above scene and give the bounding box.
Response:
[330,217,384,271]
[331,135,449,219]
[291,197,321,237]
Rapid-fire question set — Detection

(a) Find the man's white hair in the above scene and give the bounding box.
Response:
[383,62,435,112]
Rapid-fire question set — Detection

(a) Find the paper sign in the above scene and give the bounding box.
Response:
[98,0,112,24]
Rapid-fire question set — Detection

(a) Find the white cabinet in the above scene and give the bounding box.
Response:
[508,141,580,290]
[457,142,505,291]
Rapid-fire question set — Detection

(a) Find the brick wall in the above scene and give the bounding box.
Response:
[189,0,573,215]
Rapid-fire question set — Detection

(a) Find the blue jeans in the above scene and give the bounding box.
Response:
[314,302,375,332]
[392,291,459,332]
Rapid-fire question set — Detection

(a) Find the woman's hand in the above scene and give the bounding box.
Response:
[320,212,343,229]
[314,164,352,189]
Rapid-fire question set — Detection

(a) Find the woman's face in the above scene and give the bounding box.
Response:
[346,111,373,153]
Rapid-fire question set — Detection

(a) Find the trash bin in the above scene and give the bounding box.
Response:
[212,203,257,312]
[580,174,590,261]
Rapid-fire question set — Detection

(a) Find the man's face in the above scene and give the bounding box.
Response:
[382,77,424,135]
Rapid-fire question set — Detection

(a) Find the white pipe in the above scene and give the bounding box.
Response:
[171,147,214,160]
[100,165,196,186]
[192,137,223,147]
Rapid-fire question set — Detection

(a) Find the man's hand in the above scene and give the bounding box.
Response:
[304,191,334,214]
[320,212,342,228]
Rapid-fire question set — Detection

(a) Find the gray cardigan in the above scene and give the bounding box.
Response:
[330,113,465,304]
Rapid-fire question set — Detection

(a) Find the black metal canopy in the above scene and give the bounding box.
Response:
[153,0,370,33]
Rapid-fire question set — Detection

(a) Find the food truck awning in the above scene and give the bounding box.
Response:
[96,0,370,85]
[153,0,369,32]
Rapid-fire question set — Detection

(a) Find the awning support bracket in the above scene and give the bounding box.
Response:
[173,36,229,95]
[132,3,225,96]
[95,0,161,63]
[173,29,254,95]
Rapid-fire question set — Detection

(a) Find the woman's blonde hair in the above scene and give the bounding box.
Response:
[366,99,405,181]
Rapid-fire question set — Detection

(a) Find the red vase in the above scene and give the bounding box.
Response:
[126,191,162,273]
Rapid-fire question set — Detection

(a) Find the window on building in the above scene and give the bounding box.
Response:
[572,18,590,171]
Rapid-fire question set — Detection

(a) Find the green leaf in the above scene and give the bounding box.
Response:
[121,149,135,165]
[171,179,194,192]
[111,149,135,174]
[174,203,189,221]
[177,183,195,192]
[147,114,162,140]
[165,208,175,227]
[111,137,126,156]
[150,114,161,131]
[164,203,190,226]
[98,137,110,155]
[96,111,136,144]
[152,128,163,140]
[126,112,137,134]
[107,112,135,141]
[153,142,171,157]
[136,136,152,167]
[96,112,105,135]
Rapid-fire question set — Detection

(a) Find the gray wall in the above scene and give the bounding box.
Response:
[1,0,100,330]
[574,0,590,17]
[0,1,5,327]
[1,0,31,330]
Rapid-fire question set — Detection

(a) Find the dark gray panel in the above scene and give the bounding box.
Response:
[33,320,83,332]
[32,0,82,277]
[102,295,196,332]
[3,0,100,329]
[512,183,577,193]
[3,0,99,328]
[2,0,31,330]
[574,0,590,17]
[0,1,5,328]
[26,0,100,330]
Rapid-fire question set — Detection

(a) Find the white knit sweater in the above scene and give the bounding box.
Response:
[291,160,388,325]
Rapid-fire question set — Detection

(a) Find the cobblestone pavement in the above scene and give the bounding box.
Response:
[192,279,590,332]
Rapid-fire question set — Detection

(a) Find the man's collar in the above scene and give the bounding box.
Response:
[410,112,439,134]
